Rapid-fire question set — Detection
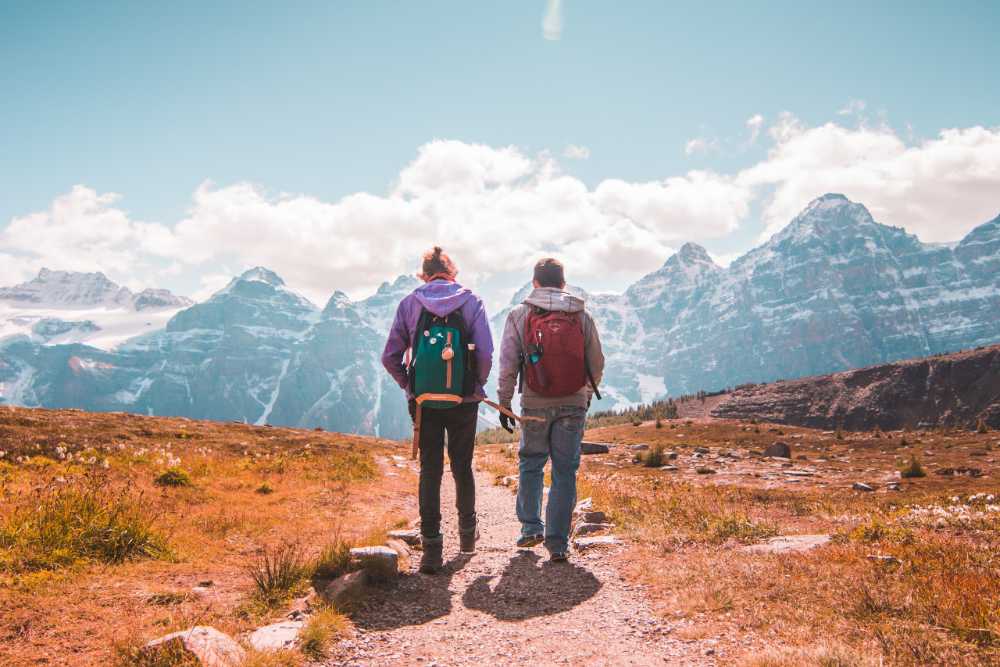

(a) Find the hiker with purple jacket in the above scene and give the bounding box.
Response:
[381,247,494,574]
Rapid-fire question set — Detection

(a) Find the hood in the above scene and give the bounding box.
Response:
[523,287,585,313]
[412,279,474,316]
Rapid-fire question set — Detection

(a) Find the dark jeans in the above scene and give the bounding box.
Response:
[410,400,479,538]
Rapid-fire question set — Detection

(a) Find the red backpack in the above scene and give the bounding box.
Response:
[521,308,601,399]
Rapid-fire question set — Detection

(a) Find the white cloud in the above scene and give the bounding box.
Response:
[684,137,719,156]
[740,117,1000,242]
[542,0,562,41]
[838,99,867,116]
[563,144,590,160]
[745,114,764,143]
[6,117,1000,306]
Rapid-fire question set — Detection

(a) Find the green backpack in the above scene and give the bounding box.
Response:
[409,308,474,409]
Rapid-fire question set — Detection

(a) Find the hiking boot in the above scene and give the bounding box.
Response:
[549,550,569,562]
[459,529,479,554]
[516,534,544,549]
[419,534,444,574]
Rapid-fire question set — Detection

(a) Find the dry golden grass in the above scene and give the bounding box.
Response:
[0,406,415,666]
[476,416,1000,665]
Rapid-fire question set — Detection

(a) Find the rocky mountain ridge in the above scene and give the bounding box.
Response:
[1,194,999,437]
[710,342,1000,430]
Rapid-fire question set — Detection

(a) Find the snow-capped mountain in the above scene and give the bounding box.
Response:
[0,269,193,349]
[1,194,999,435]
[0,268,191,310]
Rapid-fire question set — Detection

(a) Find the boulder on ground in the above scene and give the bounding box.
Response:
[574,522,614,537]
[581,441,611,455]
[573,535,620,551]
[852,482,875,492]
[248,620,304,651]
[142,626,245,667]
[742,534,830,554]
[321,570,368,609]
[764,441,792,458]
[387,528,421,545]
[350,546,399,582]
[579,510,608,524]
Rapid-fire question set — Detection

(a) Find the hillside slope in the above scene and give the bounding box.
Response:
[711,343,1000,430]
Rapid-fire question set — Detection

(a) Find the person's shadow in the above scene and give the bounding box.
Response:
[348,553,472,631]
[461,551,601,621]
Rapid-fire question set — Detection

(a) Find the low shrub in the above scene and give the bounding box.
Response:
[0,478,169,572]
[299,607,351,660]
[153,467,192,488]
[900,455,927,479]
[246,542,309,607]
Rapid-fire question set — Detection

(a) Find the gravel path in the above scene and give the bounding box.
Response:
[326,463,713,666]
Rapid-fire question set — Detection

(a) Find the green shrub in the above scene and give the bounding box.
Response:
[900,455,927,479]
[0,478,169,572]
[311,538,354,581]
[246,542,309,607]
[154,467,192,487]
[299,608,350,660]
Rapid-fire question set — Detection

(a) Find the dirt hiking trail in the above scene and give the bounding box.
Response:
[326,466,714,666]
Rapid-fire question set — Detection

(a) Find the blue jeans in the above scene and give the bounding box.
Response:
[516,405,586,553]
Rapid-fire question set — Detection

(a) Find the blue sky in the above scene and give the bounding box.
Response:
[1,1,999,306]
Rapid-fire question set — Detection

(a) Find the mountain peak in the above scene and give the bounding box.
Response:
[675,242,714,264]
[238,267,285,286]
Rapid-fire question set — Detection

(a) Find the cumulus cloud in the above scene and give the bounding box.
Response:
[0,185,178,289]
[740,117,1000,242]
[542,0,562,40]
[745,114,764,143]
[563,144,590,160]
[6,117,1000,305]
[1,140,748,302]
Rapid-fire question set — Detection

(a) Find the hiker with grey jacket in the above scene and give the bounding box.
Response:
[497,258,604,561]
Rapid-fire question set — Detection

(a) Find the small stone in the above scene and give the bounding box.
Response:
[695,466,716,475]
[387,529,421,546]
[573,522,614,536]
[248,621,304,651]
[580,510,608,523]
[629,444,650,451]
[142,627,245,667]
[783,469,814,477]
[886,481,901,491]
[694,446,709,454]
[659,465,678,471]
[321,570,368,608]
[573,535,620,551]
[664,450,679,460]
[581,441,611,455]
[350,546,399,582]
[743,534,830,554]
[764,442,792,458]
[852,482,875,492]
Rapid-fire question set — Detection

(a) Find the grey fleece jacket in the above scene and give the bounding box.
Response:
[497,287,605,410]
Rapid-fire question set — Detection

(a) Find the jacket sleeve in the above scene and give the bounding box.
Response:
[381,301,411,390]
[497,309,522,406]
[468,297,494,390]
[584,312,605,393]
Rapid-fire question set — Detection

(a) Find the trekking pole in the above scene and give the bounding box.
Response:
[481,399,545,424]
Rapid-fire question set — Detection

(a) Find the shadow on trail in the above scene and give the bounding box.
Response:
[350,553,471,631]
[461,551,601,621]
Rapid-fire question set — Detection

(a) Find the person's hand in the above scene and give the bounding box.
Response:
[499,412,515,433]
[499,402,515,433]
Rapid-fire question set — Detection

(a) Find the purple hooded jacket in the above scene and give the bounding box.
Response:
[381,279,493,401]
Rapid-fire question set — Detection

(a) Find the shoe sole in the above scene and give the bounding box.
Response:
[550,553,569,562]
[517,535,544,549]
